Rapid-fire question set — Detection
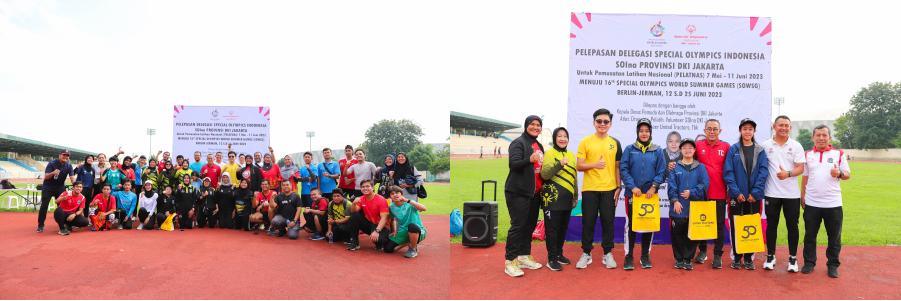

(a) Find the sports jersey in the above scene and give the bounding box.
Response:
[761,138,805,198]
[577,134,623,191]
[802,146,850,208]
[58,191,86,213]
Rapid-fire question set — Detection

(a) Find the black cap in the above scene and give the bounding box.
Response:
[739,118,757,130]
[679,138,696,149]
[637,118,652,133]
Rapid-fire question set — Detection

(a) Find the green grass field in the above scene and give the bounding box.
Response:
[450,158,901,246]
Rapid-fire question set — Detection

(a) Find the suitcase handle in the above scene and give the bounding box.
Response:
[481,180,497,202]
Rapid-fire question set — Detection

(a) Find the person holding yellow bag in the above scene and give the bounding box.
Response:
[723,118,769,270]
[619,118,666,270]
[539,127,578,271]
[667,138,710,270]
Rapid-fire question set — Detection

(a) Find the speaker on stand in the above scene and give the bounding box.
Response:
[462,180,499,247]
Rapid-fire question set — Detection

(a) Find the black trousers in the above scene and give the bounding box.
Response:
[503,192,540,261]
[384,224,423,253]
[543,209,571,261]
[697,199,728,256]
[303,213,328,232]
[54,208,89,230]
[581,190,616,255]
[352,190,363,198]
[38,188,65,227]
[178,207,194,229]
[670,217,698,260]
[138,207,156,228]
[154,213,171,228]
[81,187,94,220]
[321,193,334,202]
[347,212,389,248]
[728,199,761,261]
[197,208,218,228]
[234,214,250,231]
[218,207,235,229]
[803,205,842,268]
[331,223,351,241]
[765,196,800,256]
[115,210,134,229]
[624,197,653,258]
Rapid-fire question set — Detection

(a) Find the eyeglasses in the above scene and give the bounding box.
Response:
[704,128,720,132]
[594,119,611,125]
[228,155,235,158]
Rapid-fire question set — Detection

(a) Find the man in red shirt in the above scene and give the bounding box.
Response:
[346,180,390,251]
[90,184,117,231]
[201,154,222,188]
[338,145,358,199]
[693,119,731,268]
[54,181,89,235]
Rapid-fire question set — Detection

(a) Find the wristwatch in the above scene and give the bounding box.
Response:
[651,182,660,189]
[374,229,381,233]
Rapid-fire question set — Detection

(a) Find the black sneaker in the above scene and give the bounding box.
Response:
[276,230,286,238]
[558,255,571,265]
[744,259,756,270]
[674,259,684,269]
[623,256,635,270]
[694,252,708,263]
[58,228,70,236]
[343,239,353,245]
[763,255,776,270]
[347,241,360,251]
[712,255,723,269]
[683,260,694,270]
[827,266,839,278]
[37,226,44,233]
[640,255,652,268]
[731,260,742,269]
[801,265,815,274]
[547,259,563,271]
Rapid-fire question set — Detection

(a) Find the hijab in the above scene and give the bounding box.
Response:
[162,161,175,178]
[280,157,299,180]
[636,123,651,152]
[521,115,542,142]
[551,127,569,153]
[121,156,132,171]
[261,154,275,172]
[220,173,233,187]
[392,152,412,183]
[143,182,155,198]
[382,154,396,173]
[83,155,94,173]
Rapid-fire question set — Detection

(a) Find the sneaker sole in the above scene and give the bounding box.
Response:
[576,259,592,269]
[504,270,524,277]
[518,264,542,270]
[547,265,562,271]
[763,265,774,270]
[623,265,634,270]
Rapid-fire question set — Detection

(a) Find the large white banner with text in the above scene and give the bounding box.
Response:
[568,13,772,219]
[172,106,271,160]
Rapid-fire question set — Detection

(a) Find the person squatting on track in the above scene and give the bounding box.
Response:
[619,119,666,270]
[111,181,137,230]
[667,138,710,270]
[502,115,545,277]
[53,181,89,236]
[269,180,303,239]
[539,127,578,271]
[326,188,353,244]
[723,118,769,270]
[301,188,329,240]
[385,185,427,258]
[345,180,390,251]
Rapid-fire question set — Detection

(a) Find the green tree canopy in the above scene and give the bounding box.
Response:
[362,119,424,161]
[834,82,901,149]
[407,143,436,172]
[430,157,450,175]
[797,129,814,151]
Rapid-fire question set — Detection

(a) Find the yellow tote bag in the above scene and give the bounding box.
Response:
[160,214,176,231]
[733,212,765,254]
[631,194,659,232]
[688,200,717,240]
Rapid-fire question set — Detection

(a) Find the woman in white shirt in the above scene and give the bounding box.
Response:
[137,181,159,230]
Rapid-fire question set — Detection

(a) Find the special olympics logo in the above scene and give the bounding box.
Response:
[211,110,219,117]
[686,25,696,35]
[742,225,757,239]
[229,111,234,115]
[700,214,707,222]
[650,21,665,37]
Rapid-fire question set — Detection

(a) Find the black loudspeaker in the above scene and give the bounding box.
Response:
[462,180,499,247]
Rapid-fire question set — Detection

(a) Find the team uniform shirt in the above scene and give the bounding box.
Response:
[327,200,352,220]
[74,166,95,189]
[802,146,850,208]
[274,192,302,219]
[255,190,277,213]
[189,162,204,175]
[104,169,127,190]
[346,162,377,190]
[318,161,340,193]
[42,159,75,190]
[91,194,116,215]
[576,134,623,192]
[695,139,730,199]
[310,197,328,211]
[122,168,136,183]
[389,201,426,235]
[539,147,577,211]
[58,191,86,213]
[174,168,193,186]
[201,164,222,187]
[296,164,319,195]
[111,190,138,218]
[761,138,805,198]
[222,163,241,185]
[338,158,358,191]
[260,165,283,191]
[357,194,390,227]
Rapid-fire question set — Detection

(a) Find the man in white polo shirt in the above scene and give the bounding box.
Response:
[800,125,850,278]
[761,115,806,272]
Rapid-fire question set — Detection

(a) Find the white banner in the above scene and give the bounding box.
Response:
[568,13,772,217]
[172,106,271,160]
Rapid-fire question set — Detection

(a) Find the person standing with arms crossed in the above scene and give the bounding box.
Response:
[575,109,623,270]
[693,119,731,268]
[761,115,806,272]
[502,115,544,277]
[37,150,77,233]
[800,125,850,278]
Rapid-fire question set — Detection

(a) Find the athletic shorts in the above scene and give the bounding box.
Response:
[388,229,426,244]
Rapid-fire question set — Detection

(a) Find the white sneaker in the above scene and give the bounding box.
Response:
[603,253,617,269]
[504,260,524,277]
[787,256,799,273]
[576,253,592,269]
[517,255,542,270]
[763,255,776,270]
[117,225,123,230]
[137,223,144,230]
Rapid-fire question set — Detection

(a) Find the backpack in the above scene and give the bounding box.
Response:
[0,179,14,189]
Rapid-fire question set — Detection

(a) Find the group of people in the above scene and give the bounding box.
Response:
[37,144,428,258]
[503,109,850,278]
[480,146,503,159]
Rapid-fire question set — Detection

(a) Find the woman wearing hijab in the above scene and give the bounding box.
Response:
[217,173,236,229]
[375,154,396,198]
[142,158,160,191]
[74,155,96,221]
[260,153,283,193]
[539,127,578,271]
[619,118,667,270]
[233,179,254,231]
[155,186,176,230]
[158,160,176,194]
[120,156,137,187]
[279,155,300,192]
[664,131,683,181]
[137,181,158,230]
[502,115,544,277]
[196,177,218,228]
[174,174,199,229]
[391,152,423,202]
[238,155,262,192]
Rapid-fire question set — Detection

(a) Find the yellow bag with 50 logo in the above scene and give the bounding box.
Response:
[631,194,659,232]
[733,212,765,254]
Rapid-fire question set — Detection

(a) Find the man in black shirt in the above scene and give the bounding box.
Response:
[270,181,303,239]
[38,150,77,233]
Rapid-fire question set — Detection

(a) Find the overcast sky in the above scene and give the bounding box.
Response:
[0,0,452,157]
[445,0,901,130]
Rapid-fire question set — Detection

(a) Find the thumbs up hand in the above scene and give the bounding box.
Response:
[529,151,540,163]
[776,165,790,180]
[595,155,606,170]
[830,164,840,178]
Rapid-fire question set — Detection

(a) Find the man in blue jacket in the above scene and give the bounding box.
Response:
[723,118,769,270]
[667,138,710,271]
[619,118,666,270]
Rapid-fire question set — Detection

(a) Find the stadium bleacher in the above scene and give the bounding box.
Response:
[0,131,96,179]
[0,159,38,172]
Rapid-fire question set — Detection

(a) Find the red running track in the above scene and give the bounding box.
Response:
[0,212,448,299]
[451,243,901,299]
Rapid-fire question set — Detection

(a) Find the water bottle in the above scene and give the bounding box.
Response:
[328,233,334,244]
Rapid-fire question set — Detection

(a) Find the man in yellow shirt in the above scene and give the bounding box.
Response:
[221,150,241,185]
[575,108,623,270]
